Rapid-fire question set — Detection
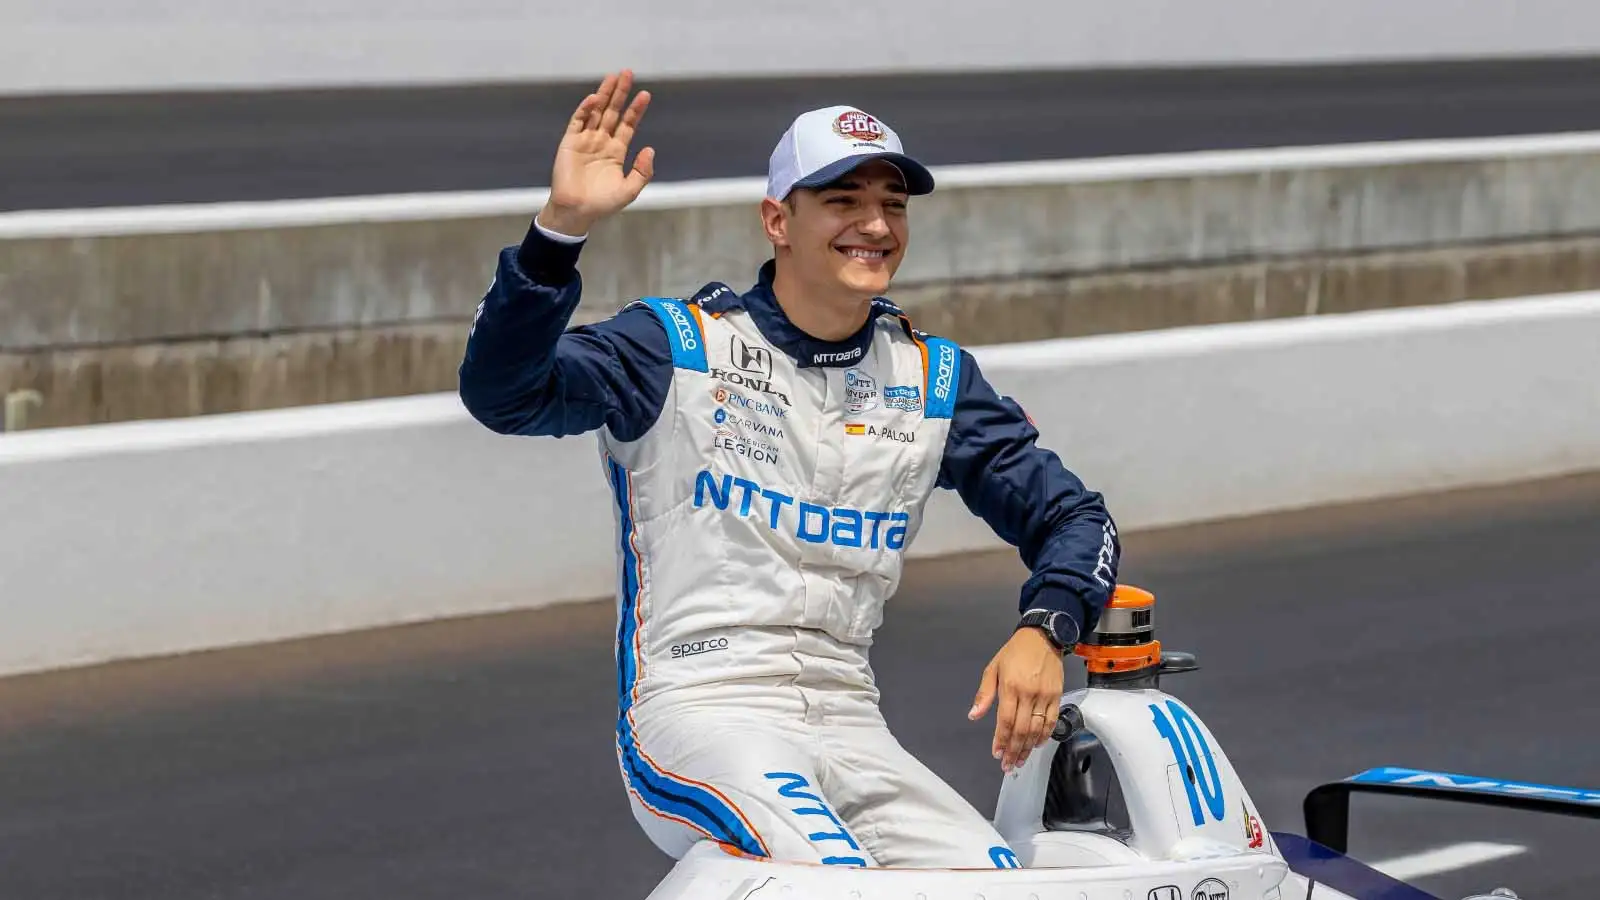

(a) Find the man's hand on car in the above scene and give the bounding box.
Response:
[968,626,1065,773]
[537,69,655,237]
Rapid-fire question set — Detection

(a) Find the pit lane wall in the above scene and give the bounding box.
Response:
[2,291,1598,678]
[3,0,1599,95]
[6,132,1600,431]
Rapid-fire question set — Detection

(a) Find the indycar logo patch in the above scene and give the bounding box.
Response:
[844,368,878,414]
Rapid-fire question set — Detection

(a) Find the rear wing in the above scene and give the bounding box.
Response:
[1304,766,1600,852]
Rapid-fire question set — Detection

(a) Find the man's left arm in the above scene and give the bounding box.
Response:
[936,348,1121,772]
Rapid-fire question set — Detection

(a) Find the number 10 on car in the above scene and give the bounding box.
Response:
[1149,699,1226,826]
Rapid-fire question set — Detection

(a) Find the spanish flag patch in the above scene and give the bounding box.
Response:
[844,423,866,435]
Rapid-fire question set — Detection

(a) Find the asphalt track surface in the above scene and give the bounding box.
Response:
[2,472,1599,900]
[8,56,1600,212]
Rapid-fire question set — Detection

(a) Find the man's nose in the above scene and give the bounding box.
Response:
[857,208,892,238]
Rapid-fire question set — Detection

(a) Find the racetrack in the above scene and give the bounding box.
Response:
[7,55,1600,211]
[1,472,1597,899]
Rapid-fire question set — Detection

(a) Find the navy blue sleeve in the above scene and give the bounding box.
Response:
[936,349,1120,644]
[457,222,672,441]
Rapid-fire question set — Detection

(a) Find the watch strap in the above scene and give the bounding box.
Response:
[1017,608,1078,653]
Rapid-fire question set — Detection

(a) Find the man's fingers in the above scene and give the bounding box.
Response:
[1029,700,1056,749]
[625,147,656,197]
[1033,704,1057,747]
[592,72,617,111]
[992,685,1022,765]
[968,663,998,720]
[600,69,634,135]
[566,92,599,134]
[587,71,620,129]
[1006,692,1041,768]
[581,93,606,132]
[613,90,652,148]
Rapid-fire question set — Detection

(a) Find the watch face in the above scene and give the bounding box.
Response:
[1047,622,1071,650]
[1049,614,1079,650]
[1022,611,1069,651]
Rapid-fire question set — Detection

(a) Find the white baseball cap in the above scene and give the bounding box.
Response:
[765,105,936,201]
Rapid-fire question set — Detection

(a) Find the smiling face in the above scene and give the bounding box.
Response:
[761,159,911,301]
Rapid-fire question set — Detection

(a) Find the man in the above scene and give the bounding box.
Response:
[458,70,1119,869]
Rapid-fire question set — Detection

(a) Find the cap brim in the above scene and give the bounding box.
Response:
[789,152,936,196]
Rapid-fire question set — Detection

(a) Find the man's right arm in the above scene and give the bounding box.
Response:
[457,220,672,442]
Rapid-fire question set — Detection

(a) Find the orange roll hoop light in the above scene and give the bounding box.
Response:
[1073,584,1162,675]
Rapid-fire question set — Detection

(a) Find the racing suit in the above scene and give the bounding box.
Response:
[458,221,1121,868]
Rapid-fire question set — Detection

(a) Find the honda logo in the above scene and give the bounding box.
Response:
[1148,888,1181,900]
[730,335,773,378]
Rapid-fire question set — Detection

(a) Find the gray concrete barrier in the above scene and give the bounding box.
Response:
[4,134,1600,428]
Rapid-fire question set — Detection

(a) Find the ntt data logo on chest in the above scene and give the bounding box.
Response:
[693,471,909,550]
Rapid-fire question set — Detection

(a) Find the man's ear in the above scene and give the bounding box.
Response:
[759,196,790,248]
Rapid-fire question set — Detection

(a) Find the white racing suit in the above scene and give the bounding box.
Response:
[458,225,1121,868]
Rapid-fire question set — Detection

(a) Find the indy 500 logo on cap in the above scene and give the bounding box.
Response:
[833,111,887,146]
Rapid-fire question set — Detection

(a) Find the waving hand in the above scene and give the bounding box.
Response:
[537,69,656,236]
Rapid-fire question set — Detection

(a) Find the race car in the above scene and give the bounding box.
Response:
[641,585,1598,900]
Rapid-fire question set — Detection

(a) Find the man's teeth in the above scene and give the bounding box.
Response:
[841,248,887,259]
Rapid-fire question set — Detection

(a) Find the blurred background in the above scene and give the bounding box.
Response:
[1,2,1599,899]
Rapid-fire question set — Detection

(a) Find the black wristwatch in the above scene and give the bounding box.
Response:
[1017,609,1078,654]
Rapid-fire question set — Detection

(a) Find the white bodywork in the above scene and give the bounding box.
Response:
[643,682,1356,900]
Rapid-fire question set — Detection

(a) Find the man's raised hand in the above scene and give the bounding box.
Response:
[536,70,655,237]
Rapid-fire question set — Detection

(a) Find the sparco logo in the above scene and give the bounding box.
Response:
[711,368,790,406]
[1191,879,1230,900]
[662,301,698,351]
[813,346,863,365]
[671,638,729,659]
[933,343,957,402]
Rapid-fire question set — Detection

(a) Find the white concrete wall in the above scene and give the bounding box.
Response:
[4,0,1600,96]
[2,292,1597,678]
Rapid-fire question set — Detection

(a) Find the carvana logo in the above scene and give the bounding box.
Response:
[694,471,908,550]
